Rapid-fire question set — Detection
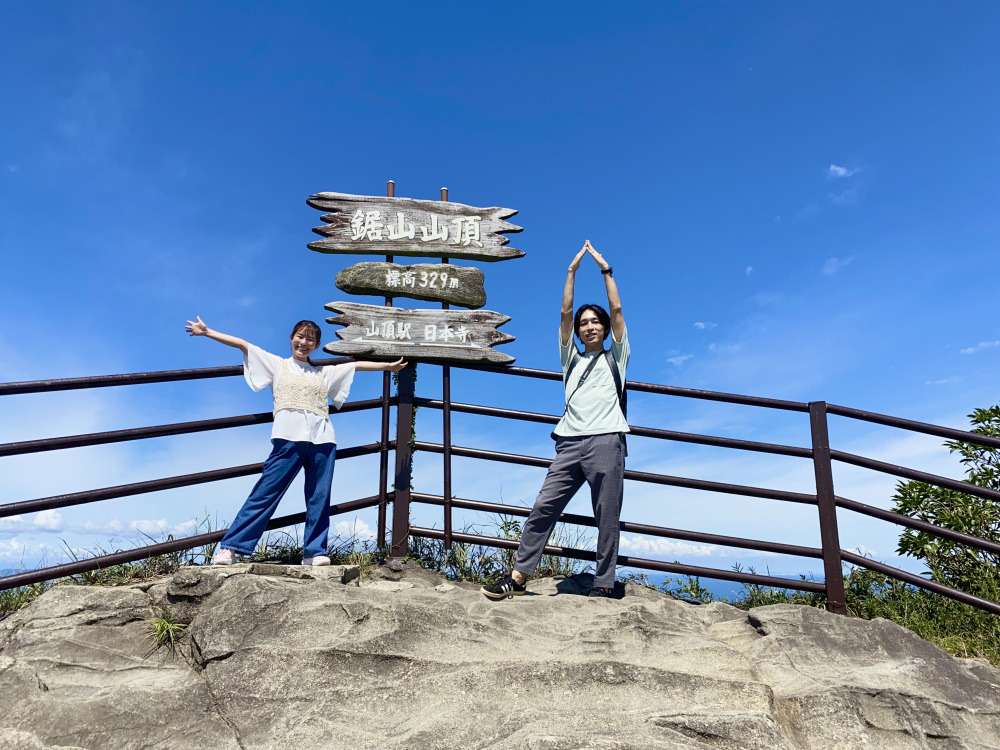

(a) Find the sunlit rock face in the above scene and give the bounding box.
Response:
[1,564,998,750]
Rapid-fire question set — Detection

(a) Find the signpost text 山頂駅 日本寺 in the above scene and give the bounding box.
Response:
[307,190,523,365]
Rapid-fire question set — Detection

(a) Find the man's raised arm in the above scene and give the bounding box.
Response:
[585,240,624,341]
[561,244,589,346]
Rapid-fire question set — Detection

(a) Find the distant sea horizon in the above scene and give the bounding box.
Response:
[629,570,825,602]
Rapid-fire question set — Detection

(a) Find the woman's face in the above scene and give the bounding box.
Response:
[290,328,320,361]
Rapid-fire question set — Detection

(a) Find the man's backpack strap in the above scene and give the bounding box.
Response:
[604,350,627,419]
[604,350,629,457]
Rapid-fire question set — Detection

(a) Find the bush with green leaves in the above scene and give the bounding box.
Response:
[892,405,1000,596]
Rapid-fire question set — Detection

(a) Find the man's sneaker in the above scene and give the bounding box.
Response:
[302,555,331,566]
[212,548,236,566]
[588,586,614,598]
[481,574,526,600]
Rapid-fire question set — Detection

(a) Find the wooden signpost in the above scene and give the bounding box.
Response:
[308,189,522,365]
[307,192,523,262]
[335,262,487,309]
[323,302,514,364]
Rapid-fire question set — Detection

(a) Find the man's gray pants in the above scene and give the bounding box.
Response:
[514,432,625,588]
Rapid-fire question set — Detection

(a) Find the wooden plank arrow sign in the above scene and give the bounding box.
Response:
[324,301,515,365]
[335,262,487,309]
[308,192,523,262]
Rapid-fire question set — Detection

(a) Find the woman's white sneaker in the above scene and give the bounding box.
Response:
[302,555,331,566]
[212,548,236,565]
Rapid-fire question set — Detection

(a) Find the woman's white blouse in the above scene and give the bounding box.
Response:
[243,344,355,445]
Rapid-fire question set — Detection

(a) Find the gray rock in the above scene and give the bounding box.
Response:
[1,569,998,749]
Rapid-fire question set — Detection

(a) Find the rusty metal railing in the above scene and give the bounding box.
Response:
[2,357,1000,619]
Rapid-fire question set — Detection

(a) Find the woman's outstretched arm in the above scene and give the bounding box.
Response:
[353,357,408,373]
[561,244,589,346]
[185,316,251,354]
[585,240,624,341]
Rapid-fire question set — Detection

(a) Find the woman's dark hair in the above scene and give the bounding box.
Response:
[573,304,611,341]
[290,320,322,365]
[290,320,322,343]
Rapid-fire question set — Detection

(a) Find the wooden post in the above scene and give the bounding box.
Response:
[810,401,848,615]
[377,180,395,549]
[388,364,415,567]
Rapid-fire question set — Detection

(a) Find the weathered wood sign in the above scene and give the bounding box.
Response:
[308,192,523,262]
[335,262,487,309]
[324,301,514,365]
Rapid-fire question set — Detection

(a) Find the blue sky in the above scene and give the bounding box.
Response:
[2,2,999,585]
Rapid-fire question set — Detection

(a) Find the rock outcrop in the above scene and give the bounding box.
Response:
[1,563,998,749]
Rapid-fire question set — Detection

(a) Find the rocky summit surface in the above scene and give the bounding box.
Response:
[0,563,999,750]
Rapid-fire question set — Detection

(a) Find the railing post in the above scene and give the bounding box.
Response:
[809,401,848,615]
[389,364,416,567]
[440,185,453,550]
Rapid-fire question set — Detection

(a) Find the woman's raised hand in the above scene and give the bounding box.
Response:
[185,316,209,336]
[386,357,407,373]
[568,243,588,273]
[584,240,610,271]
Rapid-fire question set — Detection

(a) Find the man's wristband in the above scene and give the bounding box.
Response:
[601,266,613,276]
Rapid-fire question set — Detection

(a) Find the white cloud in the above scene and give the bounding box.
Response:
[745,266,753,275]
[925,377,960,386]
[666,354,693,367]
[0,537,67,565]
[821,256,854,275]
[619,535,720,558]
[77,517,199,538]
[33,510,64,531]
[0,516,28,533]
[6,164,18,173]
[83,519,126,534]
[827,164,863,179]
[693,322,717,330]
[960,340,1000,355]
[333,518,376,541]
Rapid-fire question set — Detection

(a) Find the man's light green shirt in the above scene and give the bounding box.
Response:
[552,327,630,437]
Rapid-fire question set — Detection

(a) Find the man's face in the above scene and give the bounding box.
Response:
[578,310,606,348]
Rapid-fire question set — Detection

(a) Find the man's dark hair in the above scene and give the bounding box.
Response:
[573,304,612,341]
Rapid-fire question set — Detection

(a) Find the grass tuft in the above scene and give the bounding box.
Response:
[148,610,187,650]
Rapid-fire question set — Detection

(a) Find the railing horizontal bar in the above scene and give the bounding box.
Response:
[0,358,356,396]
[830,449,1000,504]
[835,495,1000,556]
[414,442,818,505]
[839,550,1000,616]
[414,400,812,458]
[0,442,387,519]
[414,399,558,425]
[446,363,563,382]
[0,398,385,458]
[628,426,811,458]
[624,380,810,412]
[412,493,824,559]
[448,363,810,412]
[0,496,381,591]
[827,403,1000,451]
[410,526,826,593]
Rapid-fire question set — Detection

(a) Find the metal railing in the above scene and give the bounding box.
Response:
[2,359,999,618]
